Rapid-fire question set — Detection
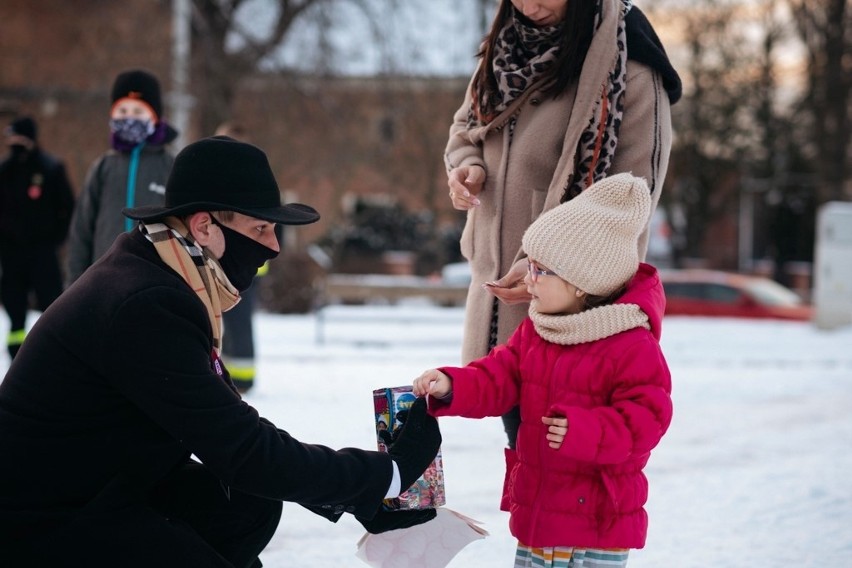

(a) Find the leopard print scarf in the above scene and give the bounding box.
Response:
[469,9,563,125]
[467,0,633,200]
[565,0,632,202]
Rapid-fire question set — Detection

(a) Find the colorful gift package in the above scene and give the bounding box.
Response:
[373,386,445,510]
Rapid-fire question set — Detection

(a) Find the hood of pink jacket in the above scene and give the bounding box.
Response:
[617,263,665,341]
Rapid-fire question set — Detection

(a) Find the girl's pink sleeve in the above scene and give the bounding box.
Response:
[427,322,532,419]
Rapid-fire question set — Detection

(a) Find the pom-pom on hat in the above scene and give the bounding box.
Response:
[123,135,320,226]
[522,173,651,296]
[110,69,163,120]
[7,116,37,142]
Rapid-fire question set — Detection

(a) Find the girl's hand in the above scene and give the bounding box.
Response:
[413,369,452,398]
[542,416,569,449]
[447,165,485,210]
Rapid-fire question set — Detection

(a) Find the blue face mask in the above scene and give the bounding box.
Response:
[109,117,155,145]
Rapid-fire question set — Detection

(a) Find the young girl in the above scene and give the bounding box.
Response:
[413,173,673,568]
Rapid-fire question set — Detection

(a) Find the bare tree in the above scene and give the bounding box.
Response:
[654,1,759,263]
[750,0,817,283]
[645,0,824,272]
[190,0,329,136]
[787,0,850,204]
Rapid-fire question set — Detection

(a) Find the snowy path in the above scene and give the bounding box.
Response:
[246,307,852,567]
[4,305,851,566]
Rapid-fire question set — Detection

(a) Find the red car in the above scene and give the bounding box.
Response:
[659,269,813,321]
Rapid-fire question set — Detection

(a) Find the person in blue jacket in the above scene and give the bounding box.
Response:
[65,69,177,286]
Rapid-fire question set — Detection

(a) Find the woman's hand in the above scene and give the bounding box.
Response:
[413,369,452,399]
[483,258,532,305]
[542,416,569,449]
[447,165,485,210]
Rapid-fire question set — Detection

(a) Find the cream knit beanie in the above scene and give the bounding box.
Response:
[522,173,651,296]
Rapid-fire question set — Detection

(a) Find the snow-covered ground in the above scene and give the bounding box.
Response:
[4,304,851,566]
[252,305,852,567]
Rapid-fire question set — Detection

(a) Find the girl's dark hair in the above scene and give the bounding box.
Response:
[581,284,627,312]
[472,0,597,118]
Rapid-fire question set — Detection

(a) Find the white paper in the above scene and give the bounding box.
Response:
[355,508,489,568]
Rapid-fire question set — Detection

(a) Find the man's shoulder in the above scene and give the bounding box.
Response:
[109,235,203,299]
[141,142,175,157]
[33,149,64,171]
[141,147,176,168]
[76,241,205,324]
[84,151,122,179]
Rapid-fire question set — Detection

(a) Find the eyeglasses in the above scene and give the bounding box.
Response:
[527,260,556,283]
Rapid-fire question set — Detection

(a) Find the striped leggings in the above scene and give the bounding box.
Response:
[514,544,630,568]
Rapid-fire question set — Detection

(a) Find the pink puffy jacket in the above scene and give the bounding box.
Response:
[429,264,673,548]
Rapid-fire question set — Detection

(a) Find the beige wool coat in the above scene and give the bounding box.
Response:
[444,1,673,364]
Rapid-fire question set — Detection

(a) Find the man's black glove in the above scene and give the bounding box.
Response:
[357,507,438,534]
[387,397,442,491]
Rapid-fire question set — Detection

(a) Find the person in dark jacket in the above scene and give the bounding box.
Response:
[214,120,262,393]
[65,69,177,286]
[0,136,441,568]
[0,116,75,359]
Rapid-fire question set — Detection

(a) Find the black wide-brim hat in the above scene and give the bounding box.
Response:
[123,136,320,225]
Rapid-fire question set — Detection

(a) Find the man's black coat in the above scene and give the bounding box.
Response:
[0,229,391,541]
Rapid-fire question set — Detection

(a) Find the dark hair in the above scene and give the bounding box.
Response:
[581,284,627,312]
[472,0,597,119]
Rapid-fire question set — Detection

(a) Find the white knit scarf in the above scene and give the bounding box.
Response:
[529,302,649,346]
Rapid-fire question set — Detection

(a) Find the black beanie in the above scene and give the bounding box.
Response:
[110,69,163,119]
[9,116,37,141]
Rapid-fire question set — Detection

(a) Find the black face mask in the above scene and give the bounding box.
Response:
[10,144,30,160]
[210,216,278,292]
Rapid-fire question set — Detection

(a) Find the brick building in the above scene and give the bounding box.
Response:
[0,0,468,248]
[3,0,784,303]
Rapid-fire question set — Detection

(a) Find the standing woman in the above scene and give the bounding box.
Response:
[445,0,681,476]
